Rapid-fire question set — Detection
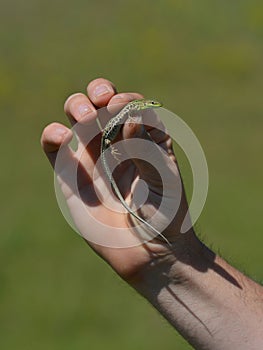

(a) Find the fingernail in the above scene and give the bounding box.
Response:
[112,93,134,101]
[55,127,69,143]
[112,94,124,100]
[78,104,91,118]
[56,127,68,136]
[94,84,112,97]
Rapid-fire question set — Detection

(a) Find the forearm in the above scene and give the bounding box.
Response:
[132,234,263,350]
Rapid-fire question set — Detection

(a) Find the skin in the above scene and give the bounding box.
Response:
[100,98,171,246]
[41,77,263,350]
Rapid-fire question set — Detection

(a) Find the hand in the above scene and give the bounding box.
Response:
[41,77,196,281]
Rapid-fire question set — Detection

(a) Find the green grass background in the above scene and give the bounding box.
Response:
[1,0,263,349]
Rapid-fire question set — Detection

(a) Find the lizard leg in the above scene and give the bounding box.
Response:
[126,110,142,124]
[111,145,121,162]
[127,115,142,124]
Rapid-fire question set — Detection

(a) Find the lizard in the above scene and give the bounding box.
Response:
[100,98,172,246]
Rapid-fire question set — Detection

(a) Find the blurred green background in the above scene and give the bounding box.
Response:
[1,0,263,349]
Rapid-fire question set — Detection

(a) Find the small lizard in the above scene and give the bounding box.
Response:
[100,99,171,246]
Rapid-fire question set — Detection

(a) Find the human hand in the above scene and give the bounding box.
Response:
[41,77,196,281]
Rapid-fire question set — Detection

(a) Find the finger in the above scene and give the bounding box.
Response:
[98,92,145,130]
[139,109,175,158]
[144,124,176,160]
[87,77,117,108]
[41,122,73,167]
[41,122,95,200]
[108,92,144,106]
[122,108,170,150]
[122,119,178,193]
[64,93,102,164]
[64,92,97,126]
[108,92,144,114]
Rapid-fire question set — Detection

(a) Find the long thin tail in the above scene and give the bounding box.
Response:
[101,152,172,246]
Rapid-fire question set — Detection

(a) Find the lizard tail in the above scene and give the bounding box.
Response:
[101,153,172,246]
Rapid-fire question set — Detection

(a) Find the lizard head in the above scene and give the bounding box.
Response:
[132,98,163,110]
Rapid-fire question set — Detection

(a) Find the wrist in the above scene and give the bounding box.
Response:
[130,229,206,294]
